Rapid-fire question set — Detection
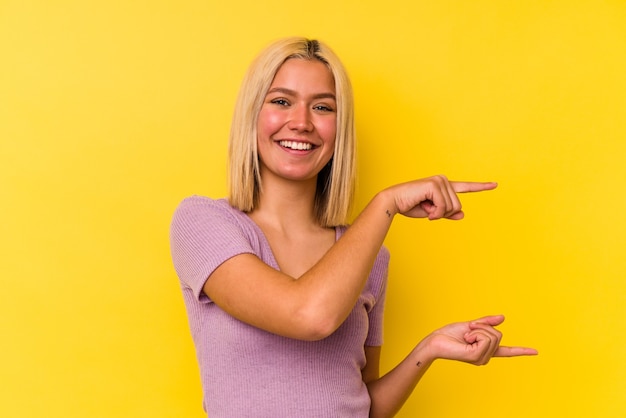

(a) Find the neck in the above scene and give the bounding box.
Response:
[250,176,320,233]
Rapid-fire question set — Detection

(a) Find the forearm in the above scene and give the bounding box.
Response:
[297,177,497,337]
[296,189,396,334]
[367,342,435,418]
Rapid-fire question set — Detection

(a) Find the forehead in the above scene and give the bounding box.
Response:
[269,59,335,94]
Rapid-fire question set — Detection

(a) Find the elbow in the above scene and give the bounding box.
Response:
[299,323,339,342]
[293,305,343,341]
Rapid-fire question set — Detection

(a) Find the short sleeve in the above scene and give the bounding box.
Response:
[169,197,256,302]
[364,246,390,347]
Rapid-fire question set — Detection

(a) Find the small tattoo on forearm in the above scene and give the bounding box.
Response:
[385,210,392,218]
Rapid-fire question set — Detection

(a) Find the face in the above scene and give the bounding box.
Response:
[256,58,337,185]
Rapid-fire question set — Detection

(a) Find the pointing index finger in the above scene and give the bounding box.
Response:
[451,181,498,193]
[494,346,539,357]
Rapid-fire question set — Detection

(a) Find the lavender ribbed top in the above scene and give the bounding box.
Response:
[170,196,390,417]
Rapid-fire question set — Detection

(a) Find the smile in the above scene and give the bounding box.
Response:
[279,140,313,151]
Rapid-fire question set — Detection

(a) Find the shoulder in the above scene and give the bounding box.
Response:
[174,195,232,215]
[170,196,255,244]
[172,196,243,227]
[170,195,264,249]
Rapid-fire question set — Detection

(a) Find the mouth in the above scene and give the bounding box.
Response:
[278,140,314,151]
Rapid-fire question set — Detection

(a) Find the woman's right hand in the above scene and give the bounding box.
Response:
[384,175,497,220]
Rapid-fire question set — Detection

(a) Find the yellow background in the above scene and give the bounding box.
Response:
[2,1,625,417]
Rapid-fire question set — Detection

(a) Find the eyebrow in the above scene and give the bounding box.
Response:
[266,87,336,101]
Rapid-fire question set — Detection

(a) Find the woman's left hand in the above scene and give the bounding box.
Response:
[422,315,538,365]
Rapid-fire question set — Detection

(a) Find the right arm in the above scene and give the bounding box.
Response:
[204,176,497,341]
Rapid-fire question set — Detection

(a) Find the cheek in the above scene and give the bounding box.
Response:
[257,108,282,136]
[320,118,337,143]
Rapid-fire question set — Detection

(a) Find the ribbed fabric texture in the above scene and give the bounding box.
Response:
[170,196,390,417]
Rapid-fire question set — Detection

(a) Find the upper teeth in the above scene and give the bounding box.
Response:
[279,140,312,150]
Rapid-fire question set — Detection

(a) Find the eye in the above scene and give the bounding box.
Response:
[313,104,335,112]
[270,98,290,106]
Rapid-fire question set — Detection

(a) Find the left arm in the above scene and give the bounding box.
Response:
[363,344,432,418]
[364,315,538,418]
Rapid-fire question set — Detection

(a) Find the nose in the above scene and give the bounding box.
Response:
[287,104,313,132]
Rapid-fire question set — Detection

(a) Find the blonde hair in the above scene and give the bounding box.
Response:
[227,37,356,227]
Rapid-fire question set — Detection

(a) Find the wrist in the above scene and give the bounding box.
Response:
[410,337,438,368]
[374,188,399,218]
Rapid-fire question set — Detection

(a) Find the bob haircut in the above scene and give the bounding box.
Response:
[227,37,356,227]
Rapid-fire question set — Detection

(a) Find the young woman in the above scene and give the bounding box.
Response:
[170,37,537,417]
